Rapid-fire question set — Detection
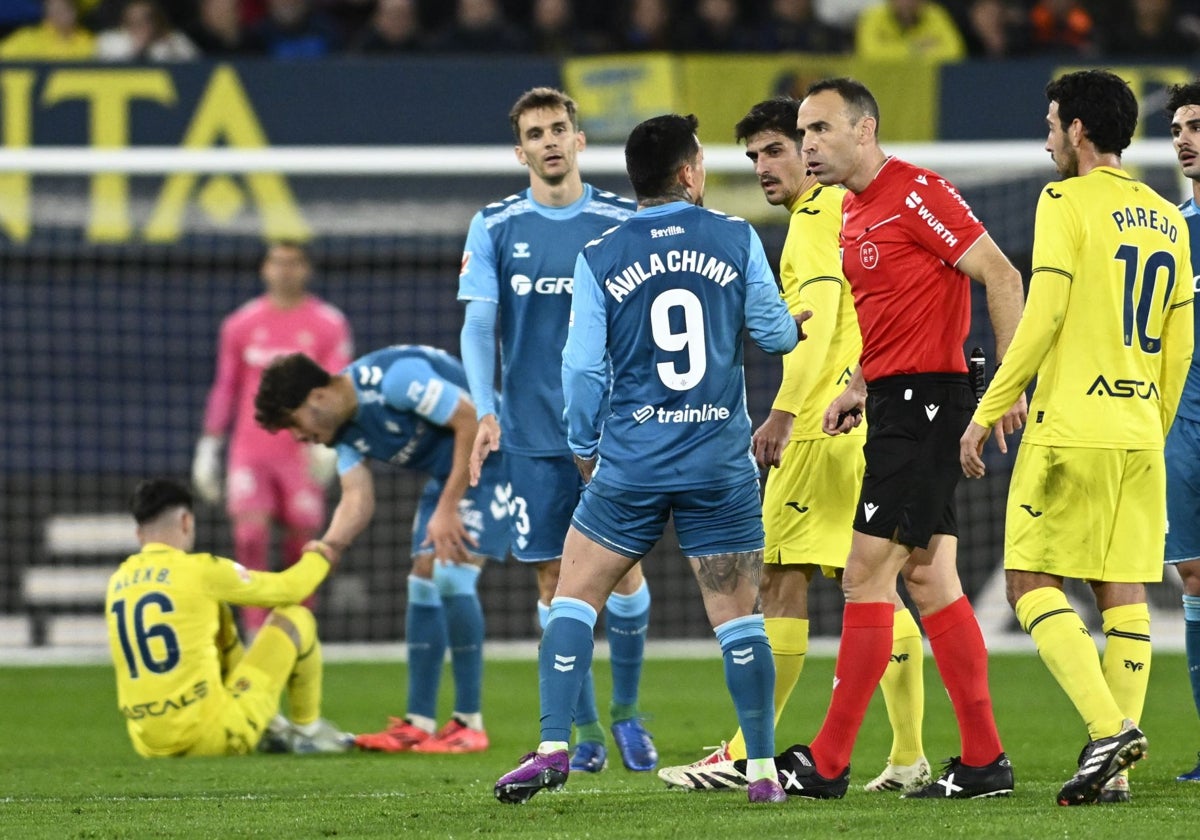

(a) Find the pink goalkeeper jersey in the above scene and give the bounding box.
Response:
[202,294,352,463]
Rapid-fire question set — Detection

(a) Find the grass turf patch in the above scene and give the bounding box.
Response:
[1,653,1197,838]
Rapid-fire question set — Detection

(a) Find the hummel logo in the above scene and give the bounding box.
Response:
[1020,504,1043,518]
[1124,659,1145,672]
[732,646,755,665]
[553,654,576,673]
[924,403,939,421]
[890,653,909,663]
[785,501,809,513]
[513,242,531,258]
[863,502,879,522]
[632,405,654,424]
[915,174,928,185]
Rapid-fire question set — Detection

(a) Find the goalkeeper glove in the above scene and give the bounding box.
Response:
[307,444,338,486]
[192,435,224,504]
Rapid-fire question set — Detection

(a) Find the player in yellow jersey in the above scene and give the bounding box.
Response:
[962,70,1194,806]
[106,477,353,757]
[657,97,928,794]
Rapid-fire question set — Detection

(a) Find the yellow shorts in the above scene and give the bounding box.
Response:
[1005,443,1165,583]
[182,657,291,757]
[762,434,864,576]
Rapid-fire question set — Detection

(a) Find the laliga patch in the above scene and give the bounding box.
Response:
[460,251,471,276]
[232,562,253,584]
[859,241,879,270]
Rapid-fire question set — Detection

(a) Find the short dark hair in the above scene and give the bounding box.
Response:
[254,352,331,431]
[625,113,701,202]
[735,97,800,144]
[131,478,192,525]
[509,87,579,142]
[262,239,309,264]
[804,77,881,133]
[1165,79,1200,116]
[1045,70,1137,156]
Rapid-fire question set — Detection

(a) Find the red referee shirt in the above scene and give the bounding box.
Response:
[840,156,987,381]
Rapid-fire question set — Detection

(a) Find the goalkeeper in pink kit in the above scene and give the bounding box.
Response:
[193,241,353,635]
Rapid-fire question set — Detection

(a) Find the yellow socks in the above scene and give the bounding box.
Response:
[879,606,925,766]
[286,636,324,727]
[727,617,808,761]
[1015,587,1124,739]
[246,605,323,726]
[1100,602,1151,725]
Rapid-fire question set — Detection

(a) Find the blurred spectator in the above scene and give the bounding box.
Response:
[961,0,1029,58]
[615,0,673,51]
[0,0,43,39]
[815,0,877,28]
[245,0,340,57]
[95,0,199,61]
[1182,1,1200,45]
[426,0,529,52]
[349,0,425,52]
[187,0,252,55]
[528,0,609,55]
[317,0,375,44]
[674,0,754,51]
[855,0,967,60]
[1027,0,1095,56]
[240,0,268,27]
[748,0,850,52]
[84,0,174,31]
[1105,0,1198,56]
[0,0,96,60]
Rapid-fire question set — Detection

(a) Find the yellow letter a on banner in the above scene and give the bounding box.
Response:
[145,65,309,243]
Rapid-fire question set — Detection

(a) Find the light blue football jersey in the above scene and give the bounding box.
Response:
[332,345,471,480]
[458,184,635,456]
[1177,198,1200,422]
[564,201,799,491]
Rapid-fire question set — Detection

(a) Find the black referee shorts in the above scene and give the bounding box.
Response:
[853,372,975,549]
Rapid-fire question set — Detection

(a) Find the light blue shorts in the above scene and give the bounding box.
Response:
[503,452,583,563]
[571,475,764,560]
[1166,414,1200,564]
[412,455,510,561]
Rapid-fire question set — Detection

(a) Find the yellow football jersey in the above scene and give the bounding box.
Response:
[976,166,1194,448]
[105,544,328,756]
[774,182,864,440]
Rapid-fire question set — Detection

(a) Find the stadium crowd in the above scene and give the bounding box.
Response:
[2,0,1200,62]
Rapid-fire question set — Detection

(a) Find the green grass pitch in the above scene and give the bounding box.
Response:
[2,652,1197,838]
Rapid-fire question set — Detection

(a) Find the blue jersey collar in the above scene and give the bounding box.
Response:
[634,201,693,218]
[526,183,594,220]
